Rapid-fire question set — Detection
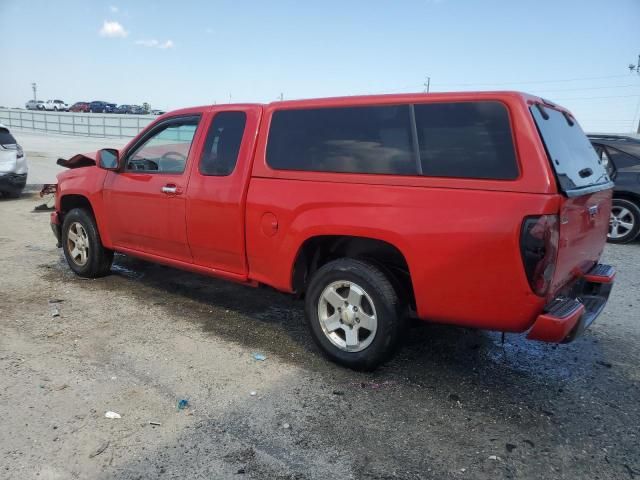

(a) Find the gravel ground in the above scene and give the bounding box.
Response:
[0,193,639,480]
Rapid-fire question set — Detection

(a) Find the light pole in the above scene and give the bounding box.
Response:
[423,76,430,93]
[629,54,640,133]
[628,54,640,74]
[32,82,37,101]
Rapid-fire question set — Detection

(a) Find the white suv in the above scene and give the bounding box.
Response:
[43,99,69,111]
[0,124,28,198]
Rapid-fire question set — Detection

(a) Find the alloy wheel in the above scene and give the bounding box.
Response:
[609,206,635,239]
[66,222,90,266]
[317,280,378,352]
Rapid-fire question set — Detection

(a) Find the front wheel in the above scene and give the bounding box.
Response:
[305,258,405,370]
[608,198,640,244]
[61,208,113,277]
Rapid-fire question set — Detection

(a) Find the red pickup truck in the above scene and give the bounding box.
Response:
[51,91,616,369]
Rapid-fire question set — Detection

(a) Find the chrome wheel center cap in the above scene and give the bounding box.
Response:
[341,308,355,326]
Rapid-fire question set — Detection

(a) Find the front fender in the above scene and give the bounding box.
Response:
[56,166,112,248]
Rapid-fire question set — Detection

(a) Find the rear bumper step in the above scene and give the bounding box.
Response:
[527,264,615,343]
[584,264,616,284]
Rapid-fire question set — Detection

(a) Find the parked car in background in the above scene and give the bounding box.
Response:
[589,134,640,243]
[0,124,27,198]
[130,105,145,115]
[115,104,132,114]
[44,100,69,111]
[69,102,90,113]
[151,109,165,115]
[89,101,116,113]
[51,92,615,369]
[115,105,145,114]
[25,100,44,110]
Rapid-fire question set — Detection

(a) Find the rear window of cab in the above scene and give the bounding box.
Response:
[266,101,519,180]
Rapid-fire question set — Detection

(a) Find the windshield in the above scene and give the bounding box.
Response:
[530,104,612,196]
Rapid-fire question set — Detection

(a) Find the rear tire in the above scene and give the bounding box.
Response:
[608,198,640,244]
[305,258,405,370]
[61,208,113,277]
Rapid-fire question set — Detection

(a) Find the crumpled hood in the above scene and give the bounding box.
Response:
[56,151,98,169]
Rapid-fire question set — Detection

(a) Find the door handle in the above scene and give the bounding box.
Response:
[161,184,181,195]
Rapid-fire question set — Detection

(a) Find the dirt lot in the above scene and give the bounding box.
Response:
[0,193,639,480]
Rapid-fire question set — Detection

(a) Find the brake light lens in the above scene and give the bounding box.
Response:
[520,215,559,296]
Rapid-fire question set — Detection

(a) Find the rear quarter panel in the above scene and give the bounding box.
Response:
[246,180,560,331]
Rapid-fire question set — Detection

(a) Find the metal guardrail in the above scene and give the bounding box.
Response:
[0,108,156,138]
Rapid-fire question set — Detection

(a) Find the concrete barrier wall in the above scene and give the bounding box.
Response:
[0,108,156,138]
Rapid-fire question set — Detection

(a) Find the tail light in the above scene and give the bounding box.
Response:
[520,215,559,296]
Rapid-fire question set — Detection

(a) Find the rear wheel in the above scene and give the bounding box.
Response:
[61,208,113,277]
[305,258,405,370]
[608,198,640,244]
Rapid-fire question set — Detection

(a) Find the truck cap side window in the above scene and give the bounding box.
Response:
[266,101,518,180]
[125,117,200,174]
[530,105,613,196]
[414,102,518,179]
[199,111,247,176]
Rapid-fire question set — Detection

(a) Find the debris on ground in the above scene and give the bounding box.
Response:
[249,391,257,396]
[177,399,189,410]
[488,455,501,461]
[282,423,291,429]
[252,353,267,361]
[104,411,121,419]
[48,299,63,318]
[332,390,344,396]
[149,421,162,426]
[506,443,517,453]
[89,441,110,458]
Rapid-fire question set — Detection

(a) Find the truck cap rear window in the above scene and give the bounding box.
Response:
[530,105,613,196]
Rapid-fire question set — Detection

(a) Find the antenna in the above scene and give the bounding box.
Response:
[423,76,431,93]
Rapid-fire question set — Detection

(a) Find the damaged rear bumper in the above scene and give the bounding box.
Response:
[527,264,615,343]
[0,172,27,195]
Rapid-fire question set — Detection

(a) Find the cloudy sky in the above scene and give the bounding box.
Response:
[0,0,639,132]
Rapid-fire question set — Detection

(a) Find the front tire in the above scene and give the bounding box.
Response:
[608,198,640,244]
[305,258,405,370]
[61,208,113,277]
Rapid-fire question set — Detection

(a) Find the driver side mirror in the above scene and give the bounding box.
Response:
[97,148,119,170]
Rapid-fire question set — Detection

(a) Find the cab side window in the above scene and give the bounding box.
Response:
[199,112,247,176]
[125,117,200,173]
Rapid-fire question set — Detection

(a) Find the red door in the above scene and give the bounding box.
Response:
[185,106,262,276]
[103,115,203,263]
